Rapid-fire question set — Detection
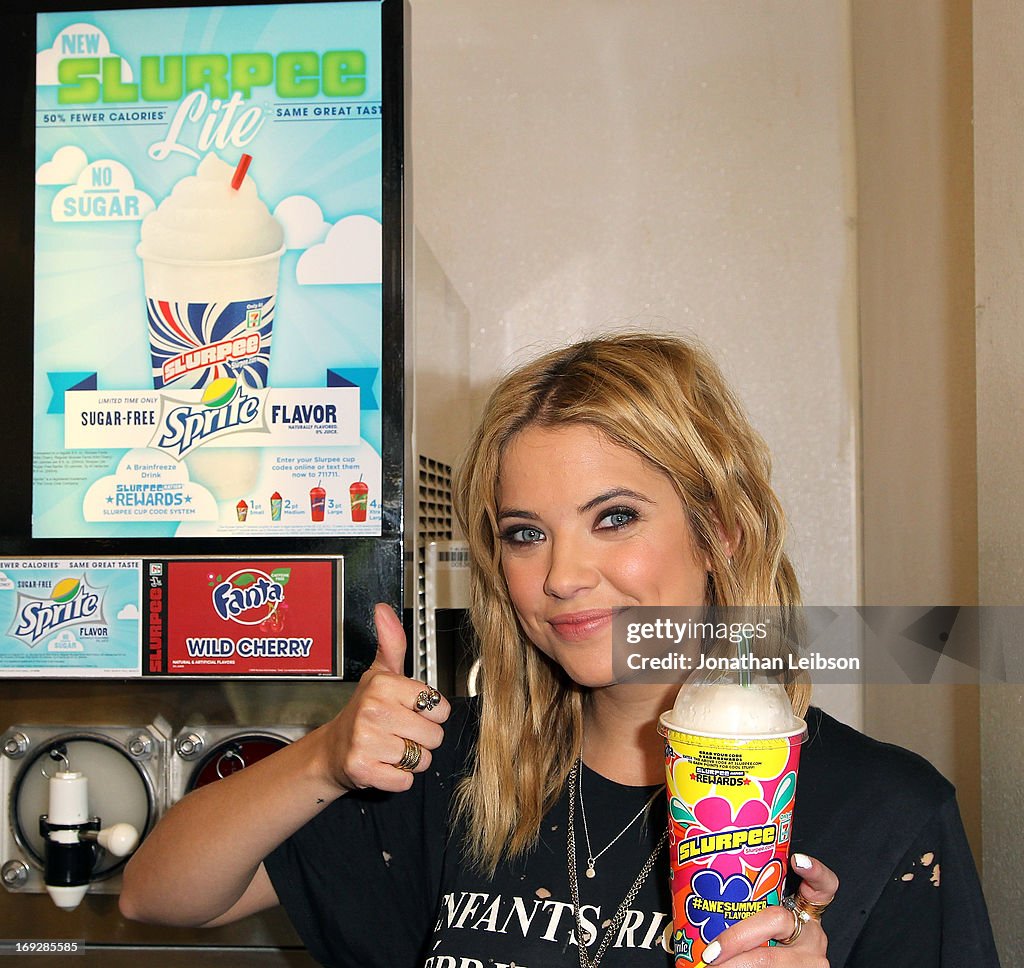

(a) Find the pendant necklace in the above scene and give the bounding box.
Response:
[577,759,662,879]
[567,758,668,968]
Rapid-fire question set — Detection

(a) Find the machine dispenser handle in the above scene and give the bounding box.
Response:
[83,822,140,857]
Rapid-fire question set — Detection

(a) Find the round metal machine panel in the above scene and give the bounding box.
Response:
[186,733,289,791]
[11,733,154,880]
[168,725,307,802]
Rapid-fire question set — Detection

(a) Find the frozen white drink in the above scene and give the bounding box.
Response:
[137,154,285,390]
[664,680,802,737]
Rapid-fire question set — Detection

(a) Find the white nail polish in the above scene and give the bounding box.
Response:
[703,940,722,964]
[792,853,812,870]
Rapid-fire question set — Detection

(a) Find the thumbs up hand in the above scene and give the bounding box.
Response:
[320,603,450,794]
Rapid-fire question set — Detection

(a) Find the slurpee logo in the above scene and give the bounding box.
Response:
[153,378,262,459]
[43,21,373,164]
[211,567,289,626]
[676,824,777,864]
[55,47,368,104]
[10,577,104,646]
[162,333,262,384]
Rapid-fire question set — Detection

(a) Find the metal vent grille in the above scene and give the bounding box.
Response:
[415,455,453,682]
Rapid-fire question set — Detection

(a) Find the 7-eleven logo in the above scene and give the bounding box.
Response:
[246,308,262,328]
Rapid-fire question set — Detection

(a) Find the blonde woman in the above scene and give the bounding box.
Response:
[122,334,998,968]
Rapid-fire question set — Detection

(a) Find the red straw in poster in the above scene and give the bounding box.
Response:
[231,153,253,190]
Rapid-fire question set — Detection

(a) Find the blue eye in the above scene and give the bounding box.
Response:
[501,525,544,545]
[598,507,638,530]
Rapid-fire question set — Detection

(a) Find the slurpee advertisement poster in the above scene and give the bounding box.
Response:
[32,2,385,538]
[0,559,142,677]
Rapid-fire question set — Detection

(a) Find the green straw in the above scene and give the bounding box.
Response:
[738,634,752,686]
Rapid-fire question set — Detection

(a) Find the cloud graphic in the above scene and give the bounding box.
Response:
[51,160,154,223]
[118,603,141,620]
[296,214,382,285]
[37,24,134,86]
[274,195,330,250]
[83,449,219,523]
[37,145,89,185]
[0,573,13,591]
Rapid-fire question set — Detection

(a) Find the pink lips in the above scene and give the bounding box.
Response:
[547,608,618,641]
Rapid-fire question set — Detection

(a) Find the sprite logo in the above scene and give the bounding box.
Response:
[152,379,263,459]
[11,577,105,646]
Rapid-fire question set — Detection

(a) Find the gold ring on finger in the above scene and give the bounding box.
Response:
[792,892,833,920]
[778,898,806,945]
[395,737,422,772]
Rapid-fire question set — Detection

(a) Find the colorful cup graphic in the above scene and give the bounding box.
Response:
[658,679,806,965]
[137,154,284,390]
[270,491,282,521]
[236,499,248,522]
[310,486,326,522]
[349,479,369,522]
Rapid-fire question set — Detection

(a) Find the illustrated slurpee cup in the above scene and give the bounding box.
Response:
[137,154,284,390]
[310,485,326,522]
[270,491,282,521]
[236,499,248,522]
[658,673,806,965]
[349,478,368,522]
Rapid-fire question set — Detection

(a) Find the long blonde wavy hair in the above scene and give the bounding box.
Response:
[452,333,808,873]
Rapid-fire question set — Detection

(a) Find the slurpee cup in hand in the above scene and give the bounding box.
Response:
[658,671,806,965]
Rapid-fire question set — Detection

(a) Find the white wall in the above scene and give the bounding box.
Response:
[410,2,860,644]
[851,0,982,863]
[974,1,1024,960]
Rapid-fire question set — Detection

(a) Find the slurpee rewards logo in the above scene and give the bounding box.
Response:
[10,577,105,646]
[677,824,777,864]
[211,567,290,626]
[153,378,263,459]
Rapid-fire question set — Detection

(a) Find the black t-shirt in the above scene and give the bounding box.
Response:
[264,701,1001,968]
[427,760,671,965]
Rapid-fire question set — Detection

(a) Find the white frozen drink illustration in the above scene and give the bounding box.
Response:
[137,153,285,390]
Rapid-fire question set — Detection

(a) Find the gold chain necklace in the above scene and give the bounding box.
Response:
[567,759,668,968]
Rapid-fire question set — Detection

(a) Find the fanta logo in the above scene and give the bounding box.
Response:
[677,824,776,864]
[212,569,284,625]
[10,578,104,646]
[153,383,262,459]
